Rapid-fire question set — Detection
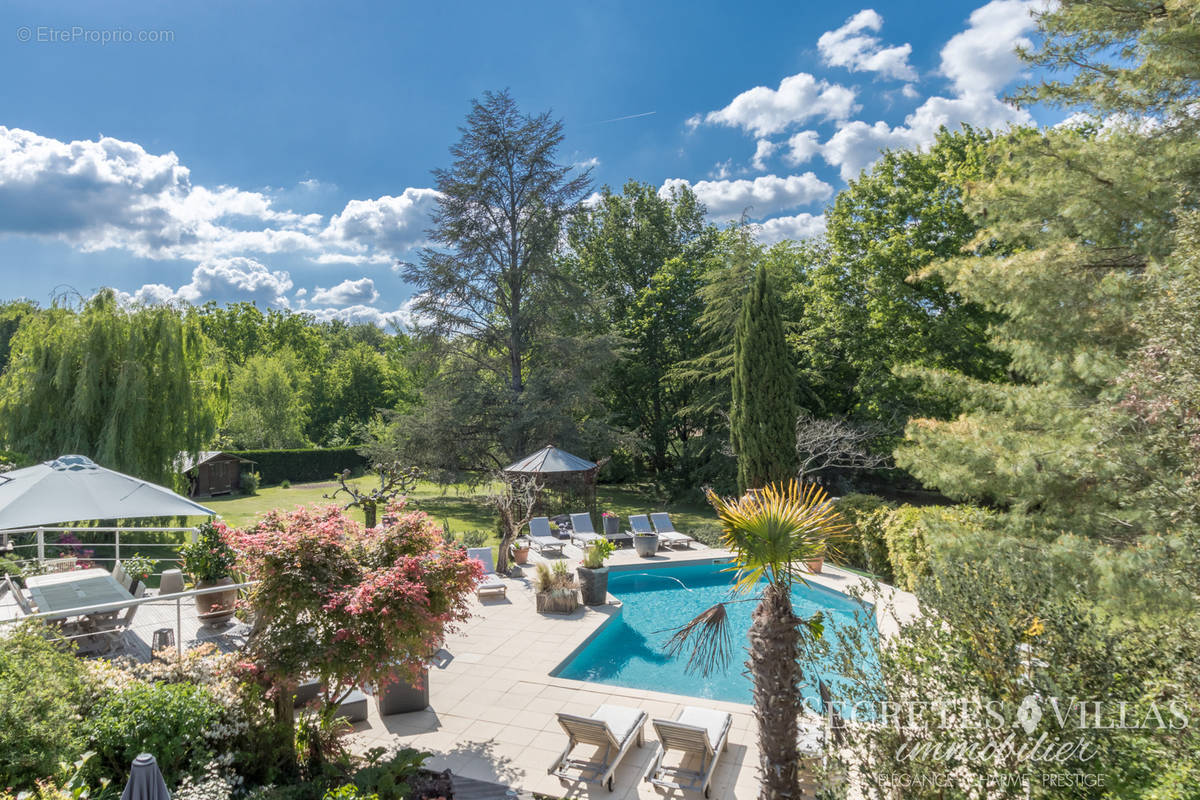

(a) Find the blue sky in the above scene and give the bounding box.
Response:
[0,0,1057,326]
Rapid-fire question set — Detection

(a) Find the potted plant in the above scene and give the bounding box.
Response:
[602,511,620,536]
[534,561,579,614]
[633,531,659,558]
[121,554,156,593]
[179,521,238,627]
[511,536,531,565]
[577,539,615,606]
[805,540,827,574]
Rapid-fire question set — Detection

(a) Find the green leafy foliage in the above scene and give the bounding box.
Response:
[579,538,615,569]
[227,448,367,485]
[179,521,237,582]
[85,682,220,786]
[0,624,88,790]
[0,291,224,485]
[225,351,310,449]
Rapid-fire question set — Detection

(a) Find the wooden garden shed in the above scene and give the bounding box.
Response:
[179,451,256,498]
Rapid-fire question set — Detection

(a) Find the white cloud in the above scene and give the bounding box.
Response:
[119,257,293,308]
[751,140,778,171]
[309,277,379,306]
[815,0,1042,181]
[322,188,440,256]
[940,0,1044,95]
[902,83,921,99]
[660,173,833,221]
[0,126,440,278]
[697,73,859,137]
[300,303,409,329]
[755,213,828,244]
[817,9,917,81]
[784,131,822,166]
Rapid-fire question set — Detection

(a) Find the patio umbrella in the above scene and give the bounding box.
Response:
[0,455,214,530]
[121,753,171,800]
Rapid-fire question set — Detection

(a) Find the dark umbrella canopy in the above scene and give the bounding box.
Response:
[502,445,596,475]
[121,753,171,800]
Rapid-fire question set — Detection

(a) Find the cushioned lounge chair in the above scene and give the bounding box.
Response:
[552,704,647,790]
[528,517,566,556]
[466,547,507,598]
[649,512,696,549]
[646,706,733,798]
[628,514,663,550]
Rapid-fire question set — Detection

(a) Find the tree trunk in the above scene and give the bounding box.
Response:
[750,582,803,800]
[363,502,377,529]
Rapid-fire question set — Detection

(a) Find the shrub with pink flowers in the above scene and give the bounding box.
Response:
[230,502,482,716]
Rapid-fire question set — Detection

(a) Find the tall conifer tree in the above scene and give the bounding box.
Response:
[731,265,796,493]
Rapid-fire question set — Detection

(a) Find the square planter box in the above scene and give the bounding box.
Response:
[536,588,579,614]
[375,666,430,716]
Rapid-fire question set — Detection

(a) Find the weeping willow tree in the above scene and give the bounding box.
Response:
[0,290,226,486]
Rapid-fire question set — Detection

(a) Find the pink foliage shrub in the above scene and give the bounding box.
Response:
[230,502,482,705]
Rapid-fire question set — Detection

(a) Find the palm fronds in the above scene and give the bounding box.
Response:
[663,602,733,677]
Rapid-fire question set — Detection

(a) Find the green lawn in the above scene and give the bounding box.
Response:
[202,478,718,541]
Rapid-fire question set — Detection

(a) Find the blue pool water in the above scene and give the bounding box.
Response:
[554,561,877,705]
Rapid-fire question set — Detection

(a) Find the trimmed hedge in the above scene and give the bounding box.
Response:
[832,493,896,580]
[227,448,368,485]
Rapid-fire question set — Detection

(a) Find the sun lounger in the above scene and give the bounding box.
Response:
[3,575,34,615]
[528,517,566,556]
[649,512,696,549]
[466,547,507,598]
[646,706,733,798]
[628,514,664,551]
[551,704,647,790]
[568,513,604,548]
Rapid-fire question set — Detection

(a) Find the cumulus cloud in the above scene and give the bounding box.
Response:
[322,188,440,256]
[119,257,293,308]
[309,277,379,306]
[784,131,822,166]
[660,173,833,221]
[815,0,1041,181]
[817,9,917,81]
[695,73,859,137]
[940,0,1044,95]
[751,140,778,171]
[755,213,828,244]
[300,303,410,329]
[0,126,440,276]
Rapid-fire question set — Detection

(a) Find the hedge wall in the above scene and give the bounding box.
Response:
[227,448,369,486]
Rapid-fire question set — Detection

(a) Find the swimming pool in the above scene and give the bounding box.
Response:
[553,561,877,705]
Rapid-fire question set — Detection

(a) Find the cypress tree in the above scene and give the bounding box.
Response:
[731,264,797,494]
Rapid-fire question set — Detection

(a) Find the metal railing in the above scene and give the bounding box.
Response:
[1,526,198,577]
[1,580,257,656]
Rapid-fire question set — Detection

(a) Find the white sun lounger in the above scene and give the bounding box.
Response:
[646,706,732,798]
[649,512,696,549]
[528,517,566,556]
[466,547,506,598]
[568,513,604,548]
[552,704,647,790]
[628,514,662,549]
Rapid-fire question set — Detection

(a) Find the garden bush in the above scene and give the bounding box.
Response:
[85,681,221,785]
[0,623,88,790]
[228,448,368,485]
[831,493,895,578]
[242,470,261,495]
[881,504,995,591]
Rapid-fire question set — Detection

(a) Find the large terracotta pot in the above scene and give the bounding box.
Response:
[805,557,824,574]
[576,566,609,606]
[512,541,531,565]
[195,576,237,627]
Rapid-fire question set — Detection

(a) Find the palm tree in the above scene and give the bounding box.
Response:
[669,480,847,800]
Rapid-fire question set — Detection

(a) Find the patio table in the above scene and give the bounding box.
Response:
[24,567,133,620]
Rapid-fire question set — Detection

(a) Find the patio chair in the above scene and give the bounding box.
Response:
[466,547,507,598]
[646,706,733,798]
[528,517,566,557]
[649,512,696,549]
[111,561,133,592]
[4,575,34,615]
[90,582,145,654]
[551,704,647,790]
[568,513,603,549]
[628,514,659,540]
[42,556,77,573]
